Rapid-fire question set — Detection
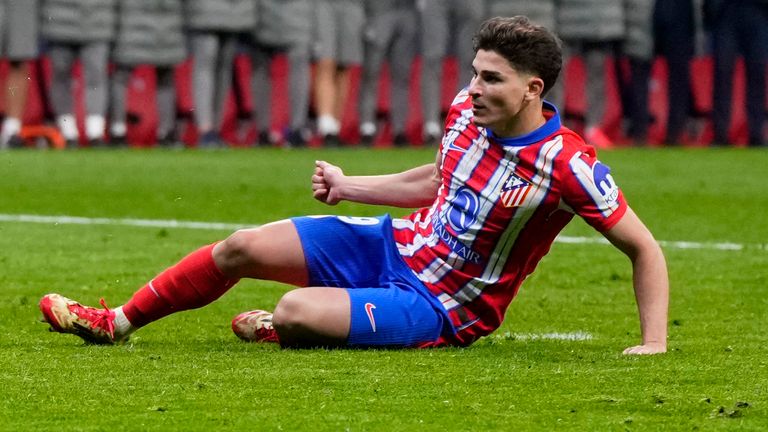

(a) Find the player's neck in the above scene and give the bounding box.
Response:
[491,100,546,138]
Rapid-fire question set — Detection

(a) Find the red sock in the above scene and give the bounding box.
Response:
[122,243,239,328]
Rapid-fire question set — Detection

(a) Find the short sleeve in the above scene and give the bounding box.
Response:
[562,149,628,232]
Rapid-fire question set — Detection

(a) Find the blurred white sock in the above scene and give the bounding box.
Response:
[111,121,127,137]
[56,114,79,140]
[1,117,21,145]
[424,121,441,138]
[1,117,21,136]
[360,122,376,136]
[318,115,340,136]
[86,115,105,140]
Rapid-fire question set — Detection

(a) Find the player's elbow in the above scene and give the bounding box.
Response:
[624,236,666,270]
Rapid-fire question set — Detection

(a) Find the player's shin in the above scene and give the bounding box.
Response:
[121,243,239,330]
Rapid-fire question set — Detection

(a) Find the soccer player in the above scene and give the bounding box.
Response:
[40,16,669,355]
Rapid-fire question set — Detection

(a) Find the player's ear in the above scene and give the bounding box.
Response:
[525,76,545,101]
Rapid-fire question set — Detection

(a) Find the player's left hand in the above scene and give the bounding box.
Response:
[622,342,667,355]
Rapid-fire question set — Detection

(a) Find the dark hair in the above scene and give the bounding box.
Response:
[473,16,562,95]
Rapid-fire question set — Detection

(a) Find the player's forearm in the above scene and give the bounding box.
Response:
[337,164,440,208]
[631,244,669,347]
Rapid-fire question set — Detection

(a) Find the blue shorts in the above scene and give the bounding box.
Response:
[291,215,451,347]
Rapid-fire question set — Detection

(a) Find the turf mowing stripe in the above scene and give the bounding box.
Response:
[0,213,765,252]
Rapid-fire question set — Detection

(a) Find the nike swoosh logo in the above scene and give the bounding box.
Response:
[446,142,467,153]
[364,302,377,333]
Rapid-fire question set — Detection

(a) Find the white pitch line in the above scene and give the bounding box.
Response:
[493,331,593,341]
[0,213,249,231]
[554,234,763,252]
[0,213,764,252]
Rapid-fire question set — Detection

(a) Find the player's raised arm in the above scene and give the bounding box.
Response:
[312,154,442,208]
[601,206,669,355]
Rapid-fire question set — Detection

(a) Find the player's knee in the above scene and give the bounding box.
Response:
[215,229,266,276]
[272,289,350,348]
[272,290,308,334]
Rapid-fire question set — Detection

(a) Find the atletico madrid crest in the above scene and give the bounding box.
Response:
[500,172,533,207]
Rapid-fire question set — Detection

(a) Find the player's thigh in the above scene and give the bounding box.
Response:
[214,219,308,286]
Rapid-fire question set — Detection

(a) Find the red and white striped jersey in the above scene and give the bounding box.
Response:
[392,90,628,346]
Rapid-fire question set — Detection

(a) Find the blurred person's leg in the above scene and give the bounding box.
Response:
[332,70,350,126]
[156,66,178,144]
[314,0,341,140]
[81,41,109,144]
[663,49,692,144]
[331,0,364,136]
[109,65,131,144]
[654,0,694,144]
[250,42,273,140]
[1,0,39,148]
[738,2,768,147]
[48,43,79,144]
[358,9,393,144]
[190,31,219,141]
[546,41,567,116]
[273,0,314,147]
[1,61,31,147]
[583,42,613,147]
[711,5,738,145]
[314,58,339,138]
[389,7,418,143]
[213,33,239,138]
[287,42,312,142]
[419,0,449,143]
[584,43,609,128]
[452,0,484,91]
[627,57,651,143]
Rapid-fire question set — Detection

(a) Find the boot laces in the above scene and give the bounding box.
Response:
[68,298,115,339]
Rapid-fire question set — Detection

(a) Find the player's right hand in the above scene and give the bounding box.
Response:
[312,160,344,205]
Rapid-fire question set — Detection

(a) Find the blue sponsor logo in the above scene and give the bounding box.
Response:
[447,188,479,235]
[593,162,619,203]
[432,215,482,264]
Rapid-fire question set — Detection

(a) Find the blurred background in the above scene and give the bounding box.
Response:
[0,0,764,150]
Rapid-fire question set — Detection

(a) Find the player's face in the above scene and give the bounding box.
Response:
[468,49,542,137]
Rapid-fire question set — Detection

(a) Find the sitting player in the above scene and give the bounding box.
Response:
[40,16,668,354]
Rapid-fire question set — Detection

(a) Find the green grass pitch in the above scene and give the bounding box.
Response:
[1,146,766,431]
